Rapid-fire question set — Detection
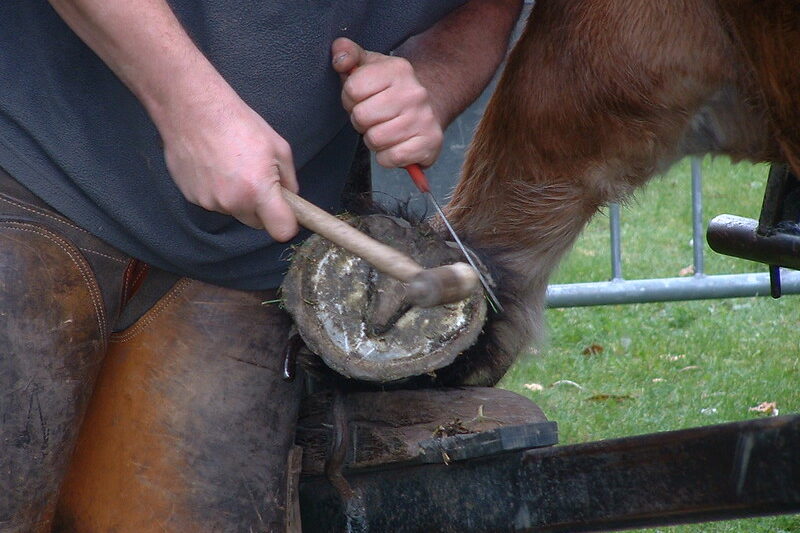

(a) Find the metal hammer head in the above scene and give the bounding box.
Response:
[404,262,480,308]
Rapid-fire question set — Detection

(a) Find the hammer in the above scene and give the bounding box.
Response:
[282,189,479,307]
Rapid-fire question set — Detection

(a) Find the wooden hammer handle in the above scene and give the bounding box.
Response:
[282,189,423,282]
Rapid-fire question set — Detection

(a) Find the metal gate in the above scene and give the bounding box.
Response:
[545,158,800,307]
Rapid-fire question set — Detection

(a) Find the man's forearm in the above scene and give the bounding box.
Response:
[396,0,523,128]
[47,0,235,131]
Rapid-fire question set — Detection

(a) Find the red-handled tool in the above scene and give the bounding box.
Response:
[405,164,503,313]
[341,62,502,311]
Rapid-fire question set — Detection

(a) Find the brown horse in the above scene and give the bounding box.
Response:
[437,0,800,386]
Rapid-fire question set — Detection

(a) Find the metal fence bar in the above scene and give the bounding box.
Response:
[609,203,623,280]
[691,158,705,275]
[546,269,800,308]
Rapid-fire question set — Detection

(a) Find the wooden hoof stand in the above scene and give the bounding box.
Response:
[297,387,800,533]
[282,214,487,383]
[296,387,556,476]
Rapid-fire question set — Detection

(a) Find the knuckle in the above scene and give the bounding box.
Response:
[363,129,383,150]
[188,184,221,211]
[275,139,293,160]
[214,192,237,214]
[374,151,390,168]
[343,78,359,101]
[177,186,199,205]
[351,104,369,127]
[241,175,262,197]
[420,151,436,167]
[350,113,365,134]
[409,84,428,103]
[362,134,378,152]
[388,154,404,168]
[340,93,354,113]
[276,134,292,152]
[218,181,255,214]
[393,56,413,74]
[430,127,444,146]
[382,149,406,168]
[194,196,216,211]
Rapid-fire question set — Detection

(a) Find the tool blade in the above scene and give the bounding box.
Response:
[427,193,504,313]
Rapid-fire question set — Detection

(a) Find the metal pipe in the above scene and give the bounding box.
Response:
[546,269,800,308]
[707,214,800,269]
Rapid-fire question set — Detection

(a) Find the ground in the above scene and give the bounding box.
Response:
[501,157,800,533]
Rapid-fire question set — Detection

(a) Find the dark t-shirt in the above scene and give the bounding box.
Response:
[0,1,466,289]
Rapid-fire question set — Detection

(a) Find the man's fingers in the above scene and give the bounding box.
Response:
[332,38,443,170]
[254,159,299,241]
[362,114,415,152]
[350,91,403,133]
[256,180,299,242]
[340,69,392,113]
[227,158,299,240]
[375,135,440,169]
[341,56,414,109]
[334,37,393,113]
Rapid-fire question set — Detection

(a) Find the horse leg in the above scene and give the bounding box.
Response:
[440,0,749,385]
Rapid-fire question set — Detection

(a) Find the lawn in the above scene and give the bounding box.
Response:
[499,156,800,532]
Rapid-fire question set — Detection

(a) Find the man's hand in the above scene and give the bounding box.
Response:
[160,90,299,241]
[331,37,444,169]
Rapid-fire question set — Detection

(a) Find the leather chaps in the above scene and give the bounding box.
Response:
[0,169,302,532]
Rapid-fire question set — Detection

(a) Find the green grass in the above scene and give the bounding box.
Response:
[499,157,800,532]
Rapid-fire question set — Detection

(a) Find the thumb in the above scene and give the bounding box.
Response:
[331,37,374,76]
[256,180,299,243]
